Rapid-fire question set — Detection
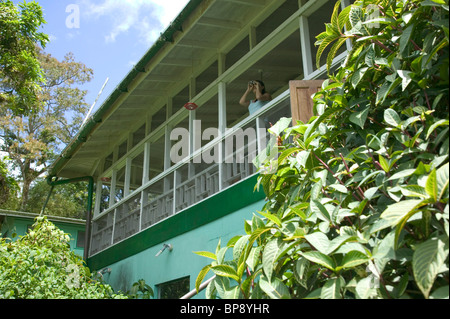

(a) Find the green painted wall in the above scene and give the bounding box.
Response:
[87,175,267,297]
[97,199,264,298]
[1,216,85,257]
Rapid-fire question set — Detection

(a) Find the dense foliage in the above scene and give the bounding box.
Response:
[0,216,126,299]
[0,46,93,211]
[195,0,449,299]
[0,0,48,115]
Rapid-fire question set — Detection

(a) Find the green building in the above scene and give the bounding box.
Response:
[0,209,86,257]
[47,0,350,298]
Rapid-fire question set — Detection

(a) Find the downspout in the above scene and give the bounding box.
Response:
[46,175,94,261]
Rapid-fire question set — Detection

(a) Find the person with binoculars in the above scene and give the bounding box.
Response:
[239,80,272,115]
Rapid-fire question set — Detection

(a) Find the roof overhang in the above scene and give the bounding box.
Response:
[48,0,333,180]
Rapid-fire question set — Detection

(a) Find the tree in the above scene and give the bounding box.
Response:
[25,178,88,219]
[0,48,93,210]
[195,0,449,299]
[0,156,19,206]
[0,0,48,115]
[0,216,127,299]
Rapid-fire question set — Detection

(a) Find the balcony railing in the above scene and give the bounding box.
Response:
[89,89,291,257]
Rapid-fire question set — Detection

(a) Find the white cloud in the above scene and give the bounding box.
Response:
[79,0,189,45]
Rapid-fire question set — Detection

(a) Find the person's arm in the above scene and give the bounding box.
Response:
[239,83,253,107]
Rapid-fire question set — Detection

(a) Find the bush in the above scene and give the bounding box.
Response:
[0,216,126,299]
[195,0,448,299]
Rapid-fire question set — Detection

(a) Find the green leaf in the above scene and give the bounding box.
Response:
[399,24,414,55]
[304,232,330,255]
[259,276,291,299]
[378,155,389,172]
[320,277,345,299]
[426,119,449,140]
[316,36,336,69]
[397,70,412,91]
[337,5,351,30]
[425,168,438,202]
[311,200,331,224]
[351,67,368,89]
[400,185,429,199]
[380,199,423,227]
[258,211,281,227]
[195,265,211,292]
[301,251,336,271]
[327,37,348,72]
[349,106,370,129]
[246,246,262,271]
[194,251,217,261]
[387,168,416,181]
[413,236,449,298]
[232,235,249,262]
[339,251,369,269]
[384,109,401,127]
[211,265,240,282]
[294,258,310,288]
[268,117,292,136]
[213,276,230,298]
[436,163,449,201]
[262,238,282,279]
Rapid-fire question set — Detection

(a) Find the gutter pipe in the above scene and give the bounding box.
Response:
[46,175,94,261]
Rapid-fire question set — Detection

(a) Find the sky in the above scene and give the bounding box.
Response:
[15,0,190,119]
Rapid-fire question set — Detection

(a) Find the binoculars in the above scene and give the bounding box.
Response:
[248,80,257,86]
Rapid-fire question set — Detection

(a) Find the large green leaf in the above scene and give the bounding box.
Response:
[413,236,449,298]
[211,265,239,282]
[262,238,282,279]
[320,277,345,299]
[304,232,330,255]
[349,106,370,129]
[232,235,249,261]
[195,265,211,292]
[384,108,401,127]
[425,168,438,202]
[258,211,281,227]
[259,276,291,299]
[194,251,217,261]
[380,199,423,227]
[436,163,449,201]
[294,258,310,288]
[301,251,336,271]
[339,251,369,269]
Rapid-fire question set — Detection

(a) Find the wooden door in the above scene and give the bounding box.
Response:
[289,80,324,124]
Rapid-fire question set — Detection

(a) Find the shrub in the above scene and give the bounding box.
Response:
[0,216,126,299]
[195,0,448,299]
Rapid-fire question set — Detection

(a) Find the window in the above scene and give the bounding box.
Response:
[157,276,190,299]
[76,230,85,248]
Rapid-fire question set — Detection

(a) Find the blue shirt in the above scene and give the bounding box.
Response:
[248,99,269,115]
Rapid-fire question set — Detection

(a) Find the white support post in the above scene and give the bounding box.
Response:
[142,141,151,185]
[109,169,117,207]
[124,157,132,197]
[164,125,172,171]
[218,81,227,191]
[299,14,313,78]
[94,178,103,217]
